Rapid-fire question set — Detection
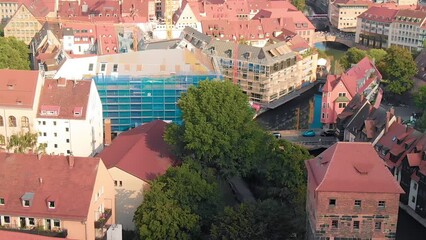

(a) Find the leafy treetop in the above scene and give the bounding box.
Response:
[0,37,30,70]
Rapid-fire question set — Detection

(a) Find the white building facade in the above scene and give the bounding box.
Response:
[36,79,103,157]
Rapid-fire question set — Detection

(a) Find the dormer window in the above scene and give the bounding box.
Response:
[48,201,55,209]
[0,197,5,205]
[21,192,34,207]
[40,105,60,116]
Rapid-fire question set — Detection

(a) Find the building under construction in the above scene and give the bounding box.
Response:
[54,48,219,132]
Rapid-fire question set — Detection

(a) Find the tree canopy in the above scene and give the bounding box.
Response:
[165,80,265,177]
[339,47,367,69]
[0,37,30,70]
[414,85,426,110]
[378,46,417,95]
[210,200,295,240]
[291,0,305,11]
[7,132,46,153]
[133,162,221,239]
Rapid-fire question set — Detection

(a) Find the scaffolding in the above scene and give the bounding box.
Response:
[95,74,218,132]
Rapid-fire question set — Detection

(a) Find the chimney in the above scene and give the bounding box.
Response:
[39,177,43,185]
[104,118,112,145]
[385,111,391,133]
[360,94,364,102]
[37,153,42,160]
[397,116,402,124]
[68,155,75,168]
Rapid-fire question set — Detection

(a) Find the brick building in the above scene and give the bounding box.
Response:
[305,142,404,239]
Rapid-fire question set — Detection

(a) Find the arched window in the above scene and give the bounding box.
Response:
[9,116,16,127]
[0,116,3,126]
[0,135,5,145]
[21,116,29,128]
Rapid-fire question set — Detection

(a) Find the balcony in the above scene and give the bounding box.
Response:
[94,208,112,229]
[0,224,67,238]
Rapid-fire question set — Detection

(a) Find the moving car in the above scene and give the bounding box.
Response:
[272,132,281,139]
[320,130,336,137]
[302,130,316,137]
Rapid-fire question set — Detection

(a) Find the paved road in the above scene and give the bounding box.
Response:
[271,129,338,149]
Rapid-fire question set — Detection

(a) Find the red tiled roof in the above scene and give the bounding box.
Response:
[341,57,381,97]
[0,153,101,220]
[19,0,55,18]
[358,6,398,23]
[306,142,404,194]
[364,119,375,138]
[37,79,92,120]
[0,70,40,109]
[323,74,338,92]
[407,153,422,167]
[96,24,119,55]
[98,120,176,182]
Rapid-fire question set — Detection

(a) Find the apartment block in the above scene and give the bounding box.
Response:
[0,153,116,240]
[178,27,317,104]
[329,0,371,32]
[36,78,104,157]
[355,6,397,48]
[356,7,426,51]
[0,1,18,23]
[321,57,381,127]
[305,142,404,239]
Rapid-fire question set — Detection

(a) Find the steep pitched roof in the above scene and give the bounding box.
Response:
[0,153,101,220]
[306,142,404,194]
[340,56,381,97]
[0,70,40,109]
[98,120,175,182]
[36,79,92,120]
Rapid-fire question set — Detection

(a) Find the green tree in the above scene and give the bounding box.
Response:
[247,139,311,235]
[291,0,305,11]
[379,46,417,95]
[414,85,426,110]
[339,47,367,69]
[367,48,387,64]
[210,200,295,240]
[7,132,45,153]
[415,114,426,132]
[0,37,30,70]
[165,80,265,177]
[134,162,221,239]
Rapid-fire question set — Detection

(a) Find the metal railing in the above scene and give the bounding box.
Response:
[94,208,112,229]
[0,224,68,238]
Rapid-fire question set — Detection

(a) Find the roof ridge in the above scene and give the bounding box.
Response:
[316,143,338,191]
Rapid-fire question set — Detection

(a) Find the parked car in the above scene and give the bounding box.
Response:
[272,132,281,139]
[302,130,316,137]
[320,130,336,137]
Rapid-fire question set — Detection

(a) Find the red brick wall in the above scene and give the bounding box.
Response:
[309,191,400,239]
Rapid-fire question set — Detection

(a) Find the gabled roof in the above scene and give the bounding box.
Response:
[36,79,92,120]
[0,153,101,220]
[98,120,175,182]
[341,57,381,97]
[358,6,398,23]
[306,142,404,194]
[0,70,40,109]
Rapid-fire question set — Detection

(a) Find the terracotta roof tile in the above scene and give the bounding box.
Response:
[407,153,422,167]
[0,153,101,220]
[0,70,40,109]
[306,142,404,194]
[37,79,92,120]
[98,120,176,182]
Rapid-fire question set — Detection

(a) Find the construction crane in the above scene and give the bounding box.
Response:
[165,0,174,39]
